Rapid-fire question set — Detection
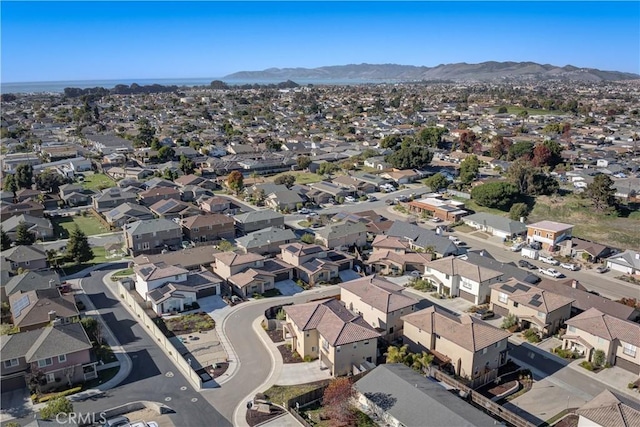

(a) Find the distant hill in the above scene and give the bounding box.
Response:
[224,61,639,82]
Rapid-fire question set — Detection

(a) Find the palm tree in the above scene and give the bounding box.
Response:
[386,344,409,363]
[411,351,434,373]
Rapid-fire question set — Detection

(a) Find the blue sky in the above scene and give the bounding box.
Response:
[1,1,638,82]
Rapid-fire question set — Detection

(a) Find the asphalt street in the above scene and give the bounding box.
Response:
[74,266,231,427]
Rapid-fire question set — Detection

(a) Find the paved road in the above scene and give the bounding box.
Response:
[39,232,123,252]
[74,266,231,427]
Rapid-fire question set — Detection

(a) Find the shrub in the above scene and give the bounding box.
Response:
[580,361,594,371]
[523,328,541,343]
[40,396,73,420]
[276,309,286,321]
[593,349,606,367]
[628,382,638,389]
[303,355,314,362]
[501,314,517,330]
[36,387,82,403]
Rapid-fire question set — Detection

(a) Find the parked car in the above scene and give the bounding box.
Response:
[539,256,560,266]
[345,196,356,203]
[103,416,130,427]
[530,241,542,250]
[181,240,194,249]
[560,262,579,271]
[520,247,539,260]
[367,195,377,202]
[385,199,396,205]
[596,266,609,274]
[518,259,536,269]
[510,242,525,252]
[475,309,495,320]
[430,217,443,223]
[539,268,563,278]
[299,208,310,215]
[306,212,318,217]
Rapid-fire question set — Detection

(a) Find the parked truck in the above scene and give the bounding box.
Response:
[520,247,539,260]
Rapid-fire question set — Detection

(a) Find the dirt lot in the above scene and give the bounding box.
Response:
[278,344,303,363]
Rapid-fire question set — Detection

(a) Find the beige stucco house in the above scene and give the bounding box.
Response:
[490,278,574,337]
[402,306,510,379]
[283,298,380,377]
[562,308,640,374]
[340,275,418,341]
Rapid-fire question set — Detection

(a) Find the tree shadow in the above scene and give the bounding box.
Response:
[363,392,397,411]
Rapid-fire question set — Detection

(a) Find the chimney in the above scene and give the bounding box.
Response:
[572,280,579,289]
[636,253,640,260]
[48,310,57,321]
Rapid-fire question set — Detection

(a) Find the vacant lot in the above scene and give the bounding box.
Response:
[52,215,109,237]
[81,172,116,191]
[164,312,215,334]
[268,171,323,185]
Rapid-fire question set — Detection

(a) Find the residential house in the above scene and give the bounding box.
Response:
[332,210,392,236]
[283,298,380,377]
[212,252,267,281]
[199,196,232,214]
[228,268,276,297]
[462,250,541,284]
[606,250,640,275]
[149,198,201,221]
[562,237,614,262]
[104,203,154,228]
[562,308,640,374]
[490,278,573,336]
[147,283,198,315]
[15,189,43,203]
[137,186,181,206]
[331,175,377,195]
[424,256,504,304]
[367,235,433,276]
[58,184,95,207]
[363,156,389,170]
[575,390,640,427]
[402,306,510,379]
[314,221,367,249]
[264,190,304,212]
[280,243,353,285]
[174,174,218,190]
[246,183,288,198]
[9,288,79,332]
[340,275,418,341]
[407,194,468,222]
[2,271,61,303]
[123,218,183,256]
[1,214,53,241]
[308,181,351,202]
[236,226,296,255]
[353,364,501,427]
[0,201,45,221]
[133,262,222,301]
[0,323,96,392]
[537,279,640,321]
[462,212,527,240]
[380,169,422,184]
[352,172,391,189]
[85,134,133,154]
[133,246,220,272]
[92,188,137,212]
[386,221,461,258]
[180,185,213,203]
[526,220,574,251]
[1,245,48,273]
[233,210,285,235]
[180,214,235,243]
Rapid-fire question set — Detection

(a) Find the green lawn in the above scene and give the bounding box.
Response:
[52,215,109,237]
[452,197,510,217]
[81,173,116,191]
[498,106,566,116]
[57,247,127,276]
[262,381,330,407]
[268,171,323,185]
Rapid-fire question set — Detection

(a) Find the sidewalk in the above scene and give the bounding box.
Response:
[565,360,640,402]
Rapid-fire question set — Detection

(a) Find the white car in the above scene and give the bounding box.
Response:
[560,262,578,271]
[510,242,525,252]
[306,212,318,217]
[298,208,310,214]
[345,196,356,203]
[539,256,560,266]
[539,268,563,278]
[430,217,443,223]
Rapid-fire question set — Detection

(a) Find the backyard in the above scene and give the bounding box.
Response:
[57,246,123,276]
[162,312,215,335]
[52,214,109,237]
[267,171,323,185]
[81,173,116,191]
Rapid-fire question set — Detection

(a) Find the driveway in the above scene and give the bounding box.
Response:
[276,359,332,386]
[338,269,360,282]
[0,388,31,423]
[507,379,589,425]
[275,280,304,296]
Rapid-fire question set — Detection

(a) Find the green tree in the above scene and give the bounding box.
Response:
[274,174,296,188]
[459,155,480,184]
[135,118,157,147]
[586,174,616,213]
[226,170,244,195]
[1,227,12,250]
[217,240,234,252]
[507,141,534,161]
[179,155,195,175]
[66,226,94,265]
[497,106,508,114]
[416,126,447,148]
[35,169,70,193]
[386,142,433,170]
[3,174,18,195]
[40,396,73,421]
[300,233,315,244]
[317,162,339,175]
[593,349,606,367]
[424,173,449,192]
[386,344,409,363]
[471,182,520,210]
[15,222,35,245]
[509,202,530,221]
[157,146,175,161]
[297,155,311,170]
[380,134,402,149]
[411,351,434,373]
[15,164,33,189]
[265,139,282,151]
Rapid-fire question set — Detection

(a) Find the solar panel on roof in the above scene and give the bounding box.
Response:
[501,284,516,293]
[531,294,541,300]
[529,300,542,307]
[515,283,530,291]
[286,245,298,253]
[13,294,31,317]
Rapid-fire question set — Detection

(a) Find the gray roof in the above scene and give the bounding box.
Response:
[1,214,52,233]
[105,202,153,221]
[463,250,540,284]
[463,212,527,235]
[315,221,367,240]
[607,250,640,270]
[354,364,499,427]
[93,187,137,203]
[236,227,296,250]
[234,209,285,224]
[123,218,181,235]
[1,245,47,263]
[1,323,91,362]
[387,221,461,256]
[4,271,61,296]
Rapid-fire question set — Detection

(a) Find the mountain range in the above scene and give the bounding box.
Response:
[224,61,639,82]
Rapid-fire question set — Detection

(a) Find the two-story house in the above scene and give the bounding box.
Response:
[137,186,181,206]
[149,199,201,221]
[402,306,510,379]
[490,279,574,337]
[366,235,433,276]
[283,298,380,377]
[211,252,282,296]
[9,288,80,332]
[0,323,96,393]
[2,271,61,303]
[199,196,232,214]
[58,184,95,207]
[424,256,504,304]
[526,220,574,251]
[314,221,367,249]
[133,262,222,303]
[562,308,640,374]
[279,243,354,285]
[104,202,154,228]
[180,214,235,243]
[1,214,54,241]
[1,245,48,272]
[0,201,45,222]
[236,226,297,255]
[340,275,418,341]
[123,218,183,256]
[233,210,285,235]
[92,188,137,212]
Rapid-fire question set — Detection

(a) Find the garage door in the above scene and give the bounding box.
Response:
[196,286,217,298]
[459,290,476,303]
[1,374,26,392]
[275,271,291,282]
[615,357,640,374]
[338,263,350,271]
[492,304,510,317]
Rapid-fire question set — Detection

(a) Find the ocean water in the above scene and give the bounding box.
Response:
[1,77,390,94]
